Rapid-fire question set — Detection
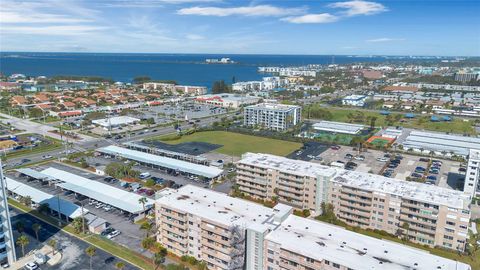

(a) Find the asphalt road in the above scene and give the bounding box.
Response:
[9,207,139,270]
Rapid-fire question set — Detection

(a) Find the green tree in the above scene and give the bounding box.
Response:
[115,261,126,270]
[38,203,49,213]
[85,246,97,270]
[139,197,148,214]
[29,107,44,119]
[140,222,153,238]
[15,221,25,233]
[17,234,29,257]
[32,223,42,241]
[72,217,87,234]
[141,237,155,251]
[212,80,231,94]
[48,239,57,255]
[154,252,166,270]
[133,76,151,84]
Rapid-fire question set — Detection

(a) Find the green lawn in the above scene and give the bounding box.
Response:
[322,108,476,135]
[3,136,63,159]
[155,131,302,157]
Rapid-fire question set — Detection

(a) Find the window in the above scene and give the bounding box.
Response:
[333,263,340,268]
[324,260,330,265]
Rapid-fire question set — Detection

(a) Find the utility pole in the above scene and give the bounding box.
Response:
[57,194,62,226]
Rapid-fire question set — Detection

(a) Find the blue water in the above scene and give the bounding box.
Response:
[0,52,422,87]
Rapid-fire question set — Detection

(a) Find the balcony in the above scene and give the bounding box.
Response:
[238,186,266,198]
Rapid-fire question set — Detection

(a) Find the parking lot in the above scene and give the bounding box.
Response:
[8,163,155,258]
[10,207,139,270]
[140,102,228,121]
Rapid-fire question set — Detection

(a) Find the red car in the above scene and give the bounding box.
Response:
[330,145,341,150]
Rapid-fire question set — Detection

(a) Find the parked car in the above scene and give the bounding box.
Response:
[24,262,38,270]
[107,230,121,239]
[458,167,467,173]
[376,157,389,162]
[345,153,353,159]
[419,158,430,162]
[139,172,151,179]
[427,175,437,181]
[411,173,422,178]
[101,227,115,236]
[354,155,365,161]
[330,145,341,150]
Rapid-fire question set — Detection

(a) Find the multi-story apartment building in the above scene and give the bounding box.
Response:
[155,185,292,270]
[264,215,471,270]
[0,162,16,265]
[464,149,480,198]
[235,153,471,251]
[155,185,472,270]
[244,103,301,131]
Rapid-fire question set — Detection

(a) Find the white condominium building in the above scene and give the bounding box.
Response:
[244,103,302,131]
[0,162,16,265]
[235,153,472,251]
[464,149,480,198]
[154,185,472,270]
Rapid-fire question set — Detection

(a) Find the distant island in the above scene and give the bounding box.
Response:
[205,57,235,64]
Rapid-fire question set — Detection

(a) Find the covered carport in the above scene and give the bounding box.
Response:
[6,177,88,221]
[40,167,154,217]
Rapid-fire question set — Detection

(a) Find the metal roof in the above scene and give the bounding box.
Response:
[98,145,223,178]
[6,177,87,219]
[16,168,53,180]
[40,167,154,214]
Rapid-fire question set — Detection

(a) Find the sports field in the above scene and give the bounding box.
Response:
[157,131,302,157]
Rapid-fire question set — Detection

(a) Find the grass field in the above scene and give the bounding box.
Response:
[157,131,302,157]
[323,108,476,135]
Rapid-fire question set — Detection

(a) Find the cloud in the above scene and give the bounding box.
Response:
[281,13,338,24]
[329,0,387,16]
[100,0,221,8]
[177,5,304,17]
[1,25,108,36]
[366,37,405,42]
[186,34,205,40]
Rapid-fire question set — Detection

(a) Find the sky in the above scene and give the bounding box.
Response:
[0,0,479,56]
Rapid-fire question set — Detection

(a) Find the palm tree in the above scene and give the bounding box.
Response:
[140,222,153,238]
[32,223,42,241]
[15,221,25,233]
[138,197,148,215]
[48,239,57,255]
[85,246,96,270]
[153,252,166,270]
[17,234,29,257]
[401,223,410,242]
[115,261,126,270]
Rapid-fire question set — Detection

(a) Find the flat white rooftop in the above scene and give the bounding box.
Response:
[333,170,471,210]
[40,167,154,213]
[343,94,367,100]
[313,121,365,134]
[98,145,223,178]
[92,116,140,127]
[239,152,337,178]
[266,215,471,270]
[156,185,292,229]
[470,148,480,160]
[245,103,300,112]
[238,153,470,209]
[401,130,480,156]
[6,177,87,219]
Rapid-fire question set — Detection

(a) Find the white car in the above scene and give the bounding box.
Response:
[103,206,112,212]
[107,230,121,239]
[24,262,38,270]
[376,157,389,162]
[95,203,104,209]
[354,156,365,161]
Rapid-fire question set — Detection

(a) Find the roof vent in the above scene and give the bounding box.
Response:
[305,227,309,230]
[328,234,332,236]
[384,250,388,253]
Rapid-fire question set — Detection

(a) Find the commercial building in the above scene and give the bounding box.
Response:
[312,121,366,135]
[235,153,471,251]
[465,149,480,198]
[455,71,480,83]
[244,103,301,131]
[0,163,16,265]
[195,93,259,108]
[97,145,223,179]
[399,130,480,157]
[91,116,140,130]
[154,185,471,270]
[342,94,368,107]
